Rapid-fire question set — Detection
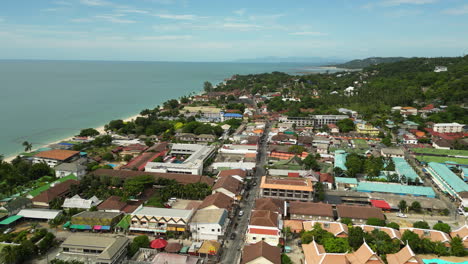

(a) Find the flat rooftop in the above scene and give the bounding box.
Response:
[260,176,313,192]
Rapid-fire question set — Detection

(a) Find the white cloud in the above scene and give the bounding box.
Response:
[233,8,246,16]
[136,35,192,41]
[363,0,436,9]
[154,13,201,20]
[289,31,327,36]
[41,8,60,12]
[95,14,136,24]
[54,1,71,5]
[117,9,150,14]
[443,4,468,15]
[222,23,263,30]
[80,0,111,6]
[70,18,93,23]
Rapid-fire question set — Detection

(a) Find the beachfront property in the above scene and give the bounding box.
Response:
[32,149,81,167]
[145,143,216,175]
[278,115,348,128]
[57,234,129,264]
[54,162,87,178]
[425,162,468,202]
[433,122,465,133]
[183,106,223,122]
[259,176,314,202]
[129,207,194,234]
[189,208,229,241]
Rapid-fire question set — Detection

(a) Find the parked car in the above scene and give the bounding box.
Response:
[238,210,244,217]
[230,233,236,240]
[397,212,407,218]
[3,228,13,234]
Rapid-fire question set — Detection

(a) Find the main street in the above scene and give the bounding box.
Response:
[219,122,269,264]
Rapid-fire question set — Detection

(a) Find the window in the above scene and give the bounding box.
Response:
[324,223,330,228]
[252,237,256,240]
[423,230,430,236]
[262,238,266,241]
[218,229,220,232]
[63,248,69,252]
[211,229,215,232]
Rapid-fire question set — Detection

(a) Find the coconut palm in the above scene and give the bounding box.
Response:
[1,245,18,264]
[22,141,33,152]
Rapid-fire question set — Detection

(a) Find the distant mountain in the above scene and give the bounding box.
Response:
[329,57,409,69]
[234,56,347,65]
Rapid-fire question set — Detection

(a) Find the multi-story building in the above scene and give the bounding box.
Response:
[433,123,464,133]
[189,209,229,241]
[145,144,216,175]
[58,234,129,264]
[129,207,194,234]
[356,123,380,136]
[33,149,80,167]
[289,202,334,221]
[278,115,348,128]
[260,176,314,202]
[246,210,282,246]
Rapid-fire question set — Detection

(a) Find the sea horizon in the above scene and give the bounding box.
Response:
[0,60,340,159]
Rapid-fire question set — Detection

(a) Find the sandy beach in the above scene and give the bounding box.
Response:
[3,113,141,163]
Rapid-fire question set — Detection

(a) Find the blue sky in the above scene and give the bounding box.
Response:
[0,0,467,61]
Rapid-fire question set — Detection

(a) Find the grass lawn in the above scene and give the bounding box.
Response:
[85,145,115,157]
[353,139,369,149]
[27,174,78,197]
[416,155,468,165]
[412,148,468,157]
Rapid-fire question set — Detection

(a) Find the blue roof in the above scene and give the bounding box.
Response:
[335,177,358,184]
[224,113,243,118]
[334,150,348,171]
[58,142,73,146]
[357,182,435,197]
[403,120,419,126]
[462,167,468,176]
[427,162,468,195]
[392,158,420,181]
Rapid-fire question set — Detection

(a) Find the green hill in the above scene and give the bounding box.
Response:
[330,57,409,69]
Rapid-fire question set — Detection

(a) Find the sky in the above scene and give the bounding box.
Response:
[0,0,467,61]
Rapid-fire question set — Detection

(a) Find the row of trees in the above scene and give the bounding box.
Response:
[0,228,56,264]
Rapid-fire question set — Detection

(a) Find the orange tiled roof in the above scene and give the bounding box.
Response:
[34,149,80,161]
[260,176,313,192]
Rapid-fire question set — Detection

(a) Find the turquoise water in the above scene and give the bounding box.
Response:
[0,60,336,158]
[423,259,468,264]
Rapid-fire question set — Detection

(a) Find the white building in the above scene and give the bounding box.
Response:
[145,144,216,175]
[278,115,348,128]
[32,150,80,167]
[246,210,282,247]
[130,207,194,234]
[433,123,464,133]
[55,162,87,179]
[344,86,355,96]
[434,66,448,72]
[63,195,101,210]
[189,209,229,241]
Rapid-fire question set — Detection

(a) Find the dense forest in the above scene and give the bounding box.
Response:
[329,57,408,69]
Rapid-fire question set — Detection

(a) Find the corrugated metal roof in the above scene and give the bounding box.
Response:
[392,157,420,180]
[357,182,435,197]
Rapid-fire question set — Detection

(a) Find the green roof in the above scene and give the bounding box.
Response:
[412,148,468,157]
[334,150,348,171]
[28,174,78,197]
[427,162,468,195]
[0,215,23,225]
[392,157,419,180]
[116,215,130,230]
[335,177,358,184]
[357,182,435,197]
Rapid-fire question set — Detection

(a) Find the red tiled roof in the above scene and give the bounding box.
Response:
[248,228,279,236]
[218,169,247,178]
[31,180,79,204]
[241,241,281,264]
[370,200,391,210]
[34,150,80,161]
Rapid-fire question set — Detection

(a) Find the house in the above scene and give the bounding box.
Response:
[316,143,329,154]
[33,149,80,167]
[54,162,87,179]
[189,209,228,240]
[319,173,334,189]
[433,123,464,133]
[289,202,334,221]
[356,123,380,136]
[71,211,123,231]
[302,240,348,264]
[58,234,129,264]
[0,197,32,216]
[355,225,401,240]
[246,210,282,246]
[241,241,281,264]
[254,198,285,217]
[380,148,404,158]
[450,225,468,249]
[434,66,448,72]
[328,123,339,133]
[97,196,143,214]
[284,220,304,233]
[303,221,349,237]
[260,176,314,202]
[432,139,452,150]
[402,134,418,145]
[386,244,423,264]
[31,179,80,208]
[400,107,418,116]
[212,175,242,199]
[336,205,385,223]
[62,195,101,210]
[400,227,451,246]
[130,207,194,234]
[217,168,247,179]
[198,192,234,211]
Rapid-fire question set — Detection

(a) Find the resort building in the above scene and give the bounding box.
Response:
[386,244,423,264]
[400,227,451,246]
[31,179,79,208]
[302,240,384,264]
[356,123,380,136]
[450,225,468,249]
[62,195,101,210]
[189,209,229,241]
[33,149,80,167]
[303,221,349,237]
[145,144,216,175]
[289,202,334,221]
[355,225,401,240]
[241,241,281,264]
[57,234,129,264]
[183,106,222,121]
[278,115,348,128]
[433,122,464,133]
[129,207,194,234]
[175,133,217,143]
[246,210,282,246]
[54,162,87,179]
[426,162,468,202]
[336,205,385,223]
[259,176,314,202]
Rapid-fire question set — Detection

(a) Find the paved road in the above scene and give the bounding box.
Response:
[220,122,269,264]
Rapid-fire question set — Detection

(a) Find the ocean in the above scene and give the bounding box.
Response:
[0,60,336,158]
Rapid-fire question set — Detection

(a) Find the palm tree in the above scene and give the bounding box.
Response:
[1,245,18,264]
[22,141,33,152]
[0,154,4,161]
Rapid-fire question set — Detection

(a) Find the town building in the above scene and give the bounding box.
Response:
[303,221,349,237]
[426,162,468,202]
[145,144,216,175]
[278,115,348,128]
[0,197,32,216]
[336,205,385,223]
[63,195,101,210]
[54,162,87,179]
[189,209,229,241]
[212,175,242,199]
[254,198,286,217]
[31,179,79,208]
[433,123,464,133]
[241,241,281,264]
[57,234,129,264]
[356,123,380,136]
[260,176,314,202]
[289,202,334,221]
[386,244,423,264]
[175,133,217,143]
[246,210,282,246]
[434,66,448,72]
[129,207,194,234]
[198,192,234,211]
[97,196,144,214]
[380,148,404,158]
[71,211,123,231]
[400,107,418,116]
[33,149,80,167]
[400,227,451,246]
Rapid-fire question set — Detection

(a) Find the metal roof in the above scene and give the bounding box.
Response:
[392,157,420,180]
[357,182,436,197]
[427,162,468,195]
[0,215,23,225]
[18,208,62,220]
[335,177,358,184]
[334,150,348,171]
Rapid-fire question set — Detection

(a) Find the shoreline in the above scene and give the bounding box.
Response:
[3,113,142,163]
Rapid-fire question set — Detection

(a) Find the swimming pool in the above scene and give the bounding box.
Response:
[423,259,468,264]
